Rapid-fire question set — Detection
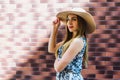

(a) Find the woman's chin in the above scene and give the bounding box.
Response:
[68,29,73,32]
[69,30,73,32]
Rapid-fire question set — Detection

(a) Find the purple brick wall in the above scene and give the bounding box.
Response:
[82,0,120,80]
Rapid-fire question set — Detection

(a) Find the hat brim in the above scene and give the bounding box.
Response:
[56,11,96,34]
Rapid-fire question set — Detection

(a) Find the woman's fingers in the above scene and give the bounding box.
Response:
[53,18,60,28]
[53,18,59,24]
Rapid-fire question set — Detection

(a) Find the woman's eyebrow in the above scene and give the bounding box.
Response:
[72,17,77,18]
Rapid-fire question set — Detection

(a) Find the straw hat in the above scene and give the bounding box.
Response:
[56,8,96,34]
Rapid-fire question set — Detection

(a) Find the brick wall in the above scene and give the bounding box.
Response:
[82,0,120,80]
[0,0,119,80]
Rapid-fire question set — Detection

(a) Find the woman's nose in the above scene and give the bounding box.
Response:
[68,20,72,25]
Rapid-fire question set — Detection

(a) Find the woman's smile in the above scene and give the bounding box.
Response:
[68,25,74,29]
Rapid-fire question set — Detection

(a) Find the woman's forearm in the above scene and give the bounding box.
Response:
[48,28,58,53]
[48,18,60,53]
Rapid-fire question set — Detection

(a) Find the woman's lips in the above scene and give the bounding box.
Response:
[68,26,73,29]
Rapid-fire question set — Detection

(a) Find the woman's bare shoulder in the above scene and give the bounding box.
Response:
[70,37,84,49]
[72,37,83,43]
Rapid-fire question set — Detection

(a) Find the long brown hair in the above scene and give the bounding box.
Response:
[55,15,88,68]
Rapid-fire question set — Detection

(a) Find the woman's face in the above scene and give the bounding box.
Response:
[66,14,79,33]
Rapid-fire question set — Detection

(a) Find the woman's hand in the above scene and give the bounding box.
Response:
[52,18,60,30]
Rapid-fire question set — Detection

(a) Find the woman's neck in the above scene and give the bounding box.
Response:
[72,32,77,38]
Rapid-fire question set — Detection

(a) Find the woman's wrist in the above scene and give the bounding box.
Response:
[51,29,58,36]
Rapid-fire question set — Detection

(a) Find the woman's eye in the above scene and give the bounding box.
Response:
[72,18,77,21]
[66,18,77,21]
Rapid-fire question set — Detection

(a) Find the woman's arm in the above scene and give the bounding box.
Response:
[54,38,84,72]
[48,18,61,53]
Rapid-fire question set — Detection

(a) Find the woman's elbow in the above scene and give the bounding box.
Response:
[54,67,62,72]
[48,48,55,53]
[54,61,67,72]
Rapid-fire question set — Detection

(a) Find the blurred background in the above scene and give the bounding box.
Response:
[0,0,119,80]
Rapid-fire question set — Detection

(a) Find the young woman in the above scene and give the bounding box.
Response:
[48,8,96,80]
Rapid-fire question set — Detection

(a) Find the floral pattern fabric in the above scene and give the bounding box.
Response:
[56,37,86,80]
